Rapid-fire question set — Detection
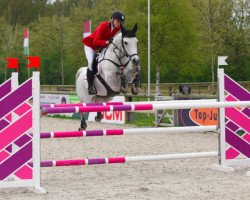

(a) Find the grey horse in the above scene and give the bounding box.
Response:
[76,23,140,130]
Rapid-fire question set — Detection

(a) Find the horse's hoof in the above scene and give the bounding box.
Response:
[121,86,128,94]
[95,113,103,122]
[131,85,140,95]
[79,125,87,131]
[95,116,102,122]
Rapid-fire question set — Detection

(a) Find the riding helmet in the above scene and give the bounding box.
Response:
[111,11,125,23]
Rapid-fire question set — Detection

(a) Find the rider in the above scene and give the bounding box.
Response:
[82,11,125,95]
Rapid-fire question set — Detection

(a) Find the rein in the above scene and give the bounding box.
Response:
[99,36,138,68]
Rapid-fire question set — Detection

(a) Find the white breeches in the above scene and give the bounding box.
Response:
[84,45,95,71]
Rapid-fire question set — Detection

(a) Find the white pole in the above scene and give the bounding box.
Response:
[32,72,46,193]
[124,125,217,135]
[126,151,218,162]
[218,68,226,166]
[148,0,150,100]
[11,72,18,90]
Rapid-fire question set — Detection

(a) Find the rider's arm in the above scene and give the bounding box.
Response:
[93,22,109,47]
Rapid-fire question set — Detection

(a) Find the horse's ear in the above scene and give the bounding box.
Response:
[120,23,126,36]
[132,23,138,34]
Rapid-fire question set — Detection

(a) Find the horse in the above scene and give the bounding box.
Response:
[76,23,140,130]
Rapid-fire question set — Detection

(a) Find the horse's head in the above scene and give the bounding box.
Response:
[120,23,140,67]
[100,24,141,95]
[112,23,140,68]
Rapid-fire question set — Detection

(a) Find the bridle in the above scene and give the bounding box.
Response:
[100,35,138,68]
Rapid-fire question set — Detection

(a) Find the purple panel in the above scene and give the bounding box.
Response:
[226,121,239,132]
[86,102,103,106]
[88,158,106,165]
[226,128,250,158]
[0,79,32,119]
[40,161,53,167]
[42,107,75,114]
[28,161,53,167]
[113,105,131,111]
[0,79,11,99]
[0,141,32,180]
[40,132,51,138]
[86,130,104,136]
[5,145,12,153]
[224,75,250,101]
[14,134,32,148]
[242,108,250,118]
[0,119,9,131]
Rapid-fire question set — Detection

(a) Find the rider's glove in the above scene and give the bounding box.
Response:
[108,38,113,44]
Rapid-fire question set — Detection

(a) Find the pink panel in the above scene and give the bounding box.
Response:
[226,147,240,159]
[5,114,12,122]
[225,95,238,102]
[243,133,250,143]
[14,165,33,179]
[225,108,250,133]
[0,110,32,149]
[0,150,9,163]
[14,103,32,116]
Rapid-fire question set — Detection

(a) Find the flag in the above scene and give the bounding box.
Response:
[83,20,91,38]
[83,21,92,65]
[27,56,40,71]
[23,29,29,56]
[218,56,228,66]
[6,58,18,71]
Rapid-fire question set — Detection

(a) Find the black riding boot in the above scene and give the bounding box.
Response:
[87,68,97,95]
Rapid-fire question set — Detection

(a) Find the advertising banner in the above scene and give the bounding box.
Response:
[177,99,218,126]
[69,95,126,124]
[178,108,218,126]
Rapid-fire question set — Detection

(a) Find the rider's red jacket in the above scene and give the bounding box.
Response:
[82,21,120,51]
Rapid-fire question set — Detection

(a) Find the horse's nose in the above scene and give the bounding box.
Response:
[132,58,139,66]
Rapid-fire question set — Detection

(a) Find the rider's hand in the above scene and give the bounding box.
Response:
[108,38,113,44]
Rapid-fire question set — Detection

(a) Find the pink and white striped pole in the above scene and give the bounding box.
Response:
[29,151,218,167]
[40,99,216,108]
[39,126,217,139]
[41,101,250,115]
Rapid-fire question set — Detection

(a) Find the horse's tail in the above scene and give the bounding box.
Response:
[75,67,84,84]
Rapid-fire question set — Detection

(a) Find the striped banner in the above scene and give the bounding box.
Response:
[224,74,250,161]
[0,79,33,181]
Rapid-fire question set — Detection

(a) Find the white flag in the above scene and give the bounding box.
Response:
[218,56,228,66]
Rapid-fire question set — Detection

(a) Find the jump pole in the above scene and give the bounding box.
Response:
[38,126,217,139]
[41,101,250,115]
[29,151,218,167]
[41,99,216,108]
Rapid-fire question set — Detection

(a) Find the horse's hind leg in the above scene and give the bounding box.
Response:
[79,113,87,130]
[95,112,103,122]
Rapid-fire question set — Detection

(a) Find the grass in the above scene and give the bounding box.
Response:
[127,112,155,127]
[47,114,78,120]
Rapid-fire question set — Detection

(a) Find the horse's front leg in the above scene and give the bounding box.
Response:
[79,113,87,130]
[116,68,128,94]
[131,70,141,95]
[120,74,129,93]
[95,112,103,122]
